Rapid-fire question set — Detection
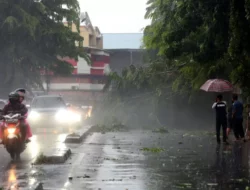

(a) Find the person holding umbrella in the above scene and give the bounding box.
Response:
[200,79,235,144]
[212,94,228,144]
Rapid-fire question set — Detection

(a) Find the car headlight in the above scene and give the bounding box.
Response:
[69,112,81,122]
[55,109,68,122]
[29,111,40,120]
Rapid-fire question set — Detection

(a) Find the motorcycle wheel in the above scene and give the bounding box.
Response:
[16,153,20,161]
[10,151,15,160]
[6,138,19,160]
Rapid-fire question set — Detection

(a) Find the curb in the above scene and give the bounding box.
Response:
[47,148,72,164]
[64,125,94,143]
[3,182,44,190]
[28,182,43,190]
[34,148,71,165]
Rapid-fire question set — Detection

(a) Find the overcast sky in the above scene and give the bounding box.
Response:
[79,0,150,33]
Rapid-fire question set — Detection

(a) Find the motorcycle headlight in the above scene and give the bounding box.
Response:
[7,128,16,134]
[29,111,40,120]
[55,109,68,122]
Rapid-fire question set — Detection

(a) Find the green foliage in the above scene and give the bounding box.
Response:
[152,127,169,133]
[101,61,177,128]
[95,122,128,133]
[0,0,90,94]
[105,60,174,98]
[143,0,250,96]
[99,0,246,128]
[34,153,55,164]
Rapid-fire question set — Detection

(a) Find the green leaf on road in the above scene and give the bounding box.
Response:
[230,178,249,183]
[207,183,218,186]
[34,153,54,164]
[152,127,169,133]
[175,182,192,189]
[141,147,164,153]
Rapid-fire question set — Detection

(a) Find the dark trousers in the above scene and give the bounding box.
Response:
[19,121,27,141]
[216,118,227,142]
[233,118,244,139]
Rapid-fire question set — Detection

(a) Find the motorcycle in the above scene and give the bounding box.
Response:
[1,113,26,160]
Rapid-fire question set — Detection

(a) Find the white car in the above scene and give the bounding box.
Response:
[28,95,82,129]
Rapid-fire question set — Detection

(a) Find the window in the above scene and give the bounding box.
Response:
[32,97,66,108]
[92,55,103,61]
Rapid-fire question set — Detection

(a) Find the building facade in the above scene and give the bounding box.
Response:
[40,12,110,104]
[102,33,146,74]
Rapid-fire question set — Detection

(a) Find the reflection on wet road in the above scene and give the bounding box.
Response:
[33,130,250,190]
[1,130,250,190]
[0,132,68,189]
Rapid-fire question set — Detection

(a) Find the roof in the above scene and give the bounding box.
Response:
[34,95,62,98]
[103,33,143,49]
[83,46,109,53]
[106,49,144,53]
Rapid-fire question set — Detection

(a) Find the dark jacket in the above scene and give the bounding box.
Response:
[213,101,227,120]
[2,102,28,116]
[227,104,233,128]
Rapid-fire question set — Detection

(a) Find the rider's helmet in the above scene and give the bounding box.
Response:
[9,92,20,104]
[14,88,26,103]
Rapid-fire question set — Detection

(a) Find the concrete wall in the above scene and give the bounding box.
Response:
[64,23,103,49]
[107,49,145,74]
[43,83,104,91]
[78,56,91,74]
[80,26,90,47]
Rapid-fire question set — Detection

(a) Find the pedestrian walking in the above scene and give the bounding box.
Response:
[226,101,233,137]
[232,94,245,142]
[212,94,228,144]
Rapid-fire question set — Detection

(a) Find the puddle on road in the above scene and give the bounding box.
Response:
[140,133,250,190]
[92,141,146,190]
[60,131,250,190]
[1,163,41,190]
[2,130,250,190]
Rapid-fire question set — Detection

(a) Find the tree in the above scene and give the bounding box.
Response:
[0,0,89,95]
[144,0,250,96]
[101,58,183,128]
[100,0,250,128]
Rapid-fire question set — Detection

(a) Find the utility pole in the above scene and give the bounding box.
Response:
[130,50,133,65]
[45,68,50,95]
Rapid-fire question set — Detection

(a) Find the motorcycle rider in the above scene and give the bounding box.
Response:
[14,88,32,142]
[0,92,28,144]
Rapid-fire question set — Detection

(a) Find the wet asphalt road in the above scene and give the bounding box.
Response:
[1,129,250,190]
[0,132,68,189]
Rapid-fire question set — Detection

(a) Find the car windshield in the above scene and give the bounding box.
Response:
[32,97,66,108]
[0,101,5,109]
